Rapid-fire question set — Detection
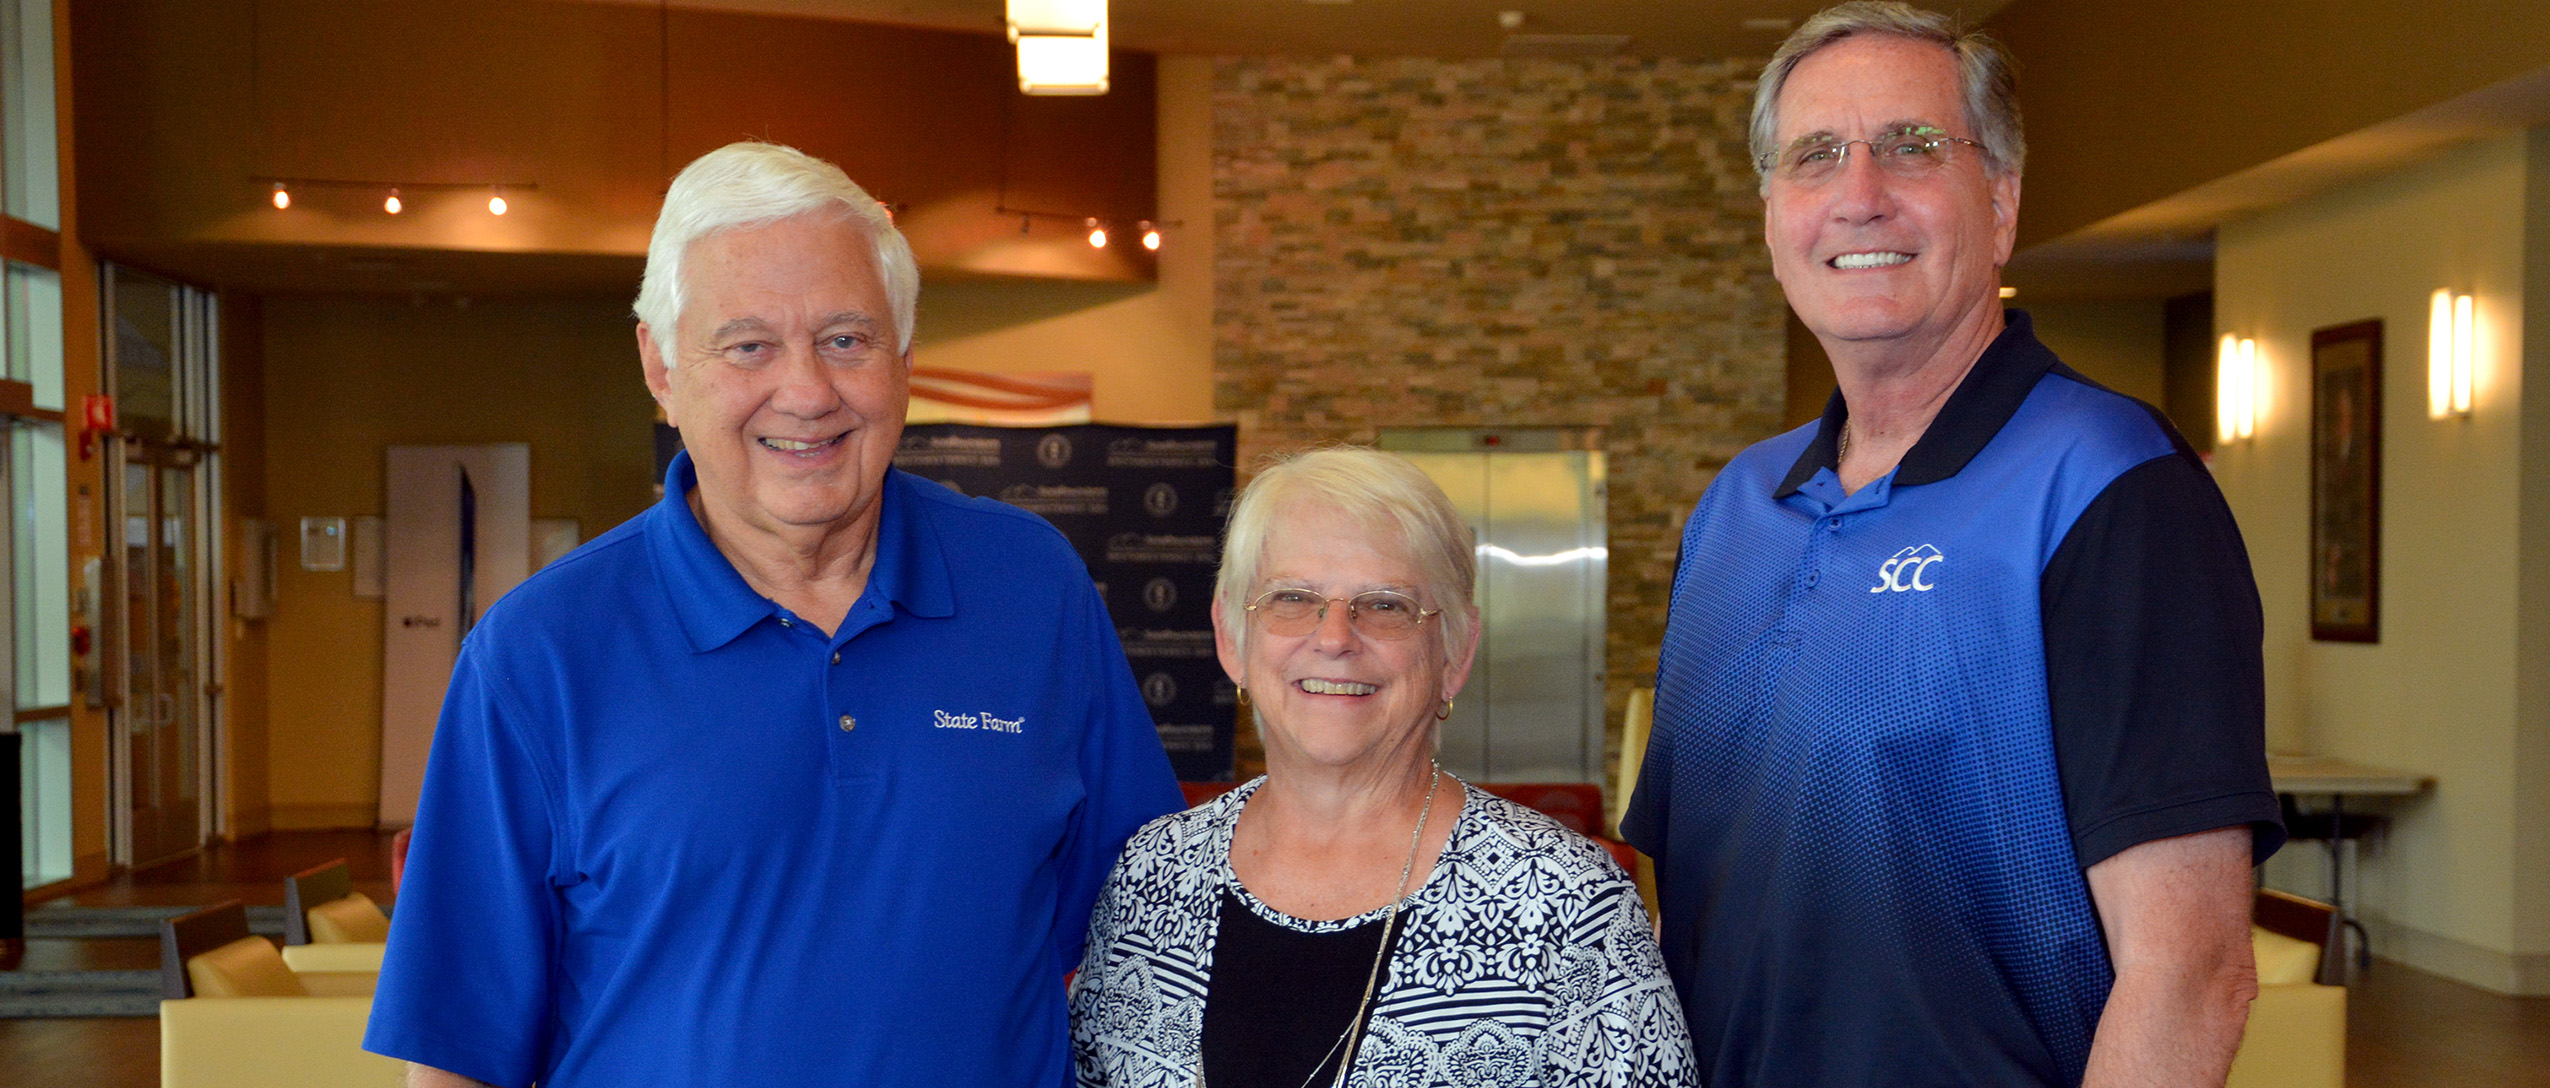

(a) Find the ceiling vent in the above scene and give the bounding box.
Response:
[1500,33,1631,57]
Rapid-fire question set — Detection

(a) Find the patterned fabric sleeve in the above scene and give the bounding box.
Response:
[1068,856,1128,1087]
[1539,863,1702,1087]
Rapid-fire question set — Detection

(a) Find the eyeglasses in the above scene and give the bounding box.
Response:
[1758,129,1987,186]
[1244,588,1441,640]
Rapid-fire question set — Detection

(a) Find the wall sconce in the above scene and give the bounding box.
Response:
[2217,334,2259,443]
[1008,0,1108,95]
[2428,289,2473,419]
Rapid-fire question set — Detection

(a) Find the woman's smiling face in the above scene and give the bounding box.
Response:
[1217,500,1468,775]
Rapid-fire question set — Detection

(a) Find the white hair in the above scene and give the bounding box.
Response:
[1750,1,2026,189]
[1215,447,1477,664]
[633,141,920,356]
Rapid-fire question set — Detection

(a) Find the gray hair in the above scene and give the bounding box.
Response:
[1749,1,2025,187]
[634,141,920,357]
[1215,447,1477,667]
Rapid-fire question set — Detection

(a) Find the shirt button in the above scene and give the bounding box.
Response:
[831,651,841,665]
[839,715,856,732]
[1803,570,1819,587]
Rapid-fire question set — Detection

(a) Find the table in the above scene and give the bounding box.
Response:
[2268,754,2431,797]
[2267,754,2433,972]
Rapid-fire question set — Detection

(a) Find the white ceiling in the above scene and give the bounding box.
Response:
[586,0,2014,58]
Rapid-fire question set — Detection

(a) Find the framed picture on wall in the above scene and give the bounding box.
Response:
[2310,320,2381,642]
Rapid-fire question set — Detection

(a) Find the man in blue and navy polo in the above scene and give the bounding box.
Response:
[1623,7,2283,1087]
[365,143,1183,1087]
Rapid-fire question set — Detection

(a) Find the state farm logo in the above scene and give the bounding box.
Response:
[1869,544,1945,593]
[1036,433,1073,469]
[1143,482,1179,517]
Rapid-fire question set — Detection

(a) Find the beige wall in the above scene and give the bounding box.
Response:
[2215,132,2548,993]
[2022,300,2167,407]
[2516,128,2550,965]
[256,296,658,828]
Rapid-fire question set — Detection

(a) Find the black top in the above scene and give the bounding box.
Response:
[1200,888,1408,1088]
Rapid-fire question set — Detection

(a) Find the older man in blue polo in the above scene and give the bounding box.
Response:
[365,142,1184,1087]
[1624,4,2283,1087]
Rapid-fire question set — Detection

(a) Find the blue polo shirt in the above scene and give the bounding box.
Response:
[365,452,1183,1088]
[1623,312,2282,1087]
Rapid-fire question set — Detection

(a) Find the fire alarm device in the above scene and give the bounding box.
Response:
[78,394,115,460]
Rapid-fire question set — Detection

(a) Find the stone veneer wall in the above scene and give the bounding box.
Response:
[1212,56,1788,784]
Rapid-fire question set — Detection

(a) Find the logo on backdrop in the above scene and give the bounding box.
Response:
[1036,433,1074,469]
[1142,672,1179,708]
[1143,577,1179,613]
[1105,437,1222,469]
[1869,544,1945,594]
[1144,482,1179,518]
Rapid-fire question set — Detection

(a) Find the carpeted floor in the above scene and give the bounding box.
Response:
[0,971,161,1019]
[20,905,286,941]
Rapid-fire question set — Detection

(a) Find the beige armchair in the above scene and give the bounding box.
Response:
[157,900,405,1088]
[276,859,390,974]
[2227,889,2347,1088]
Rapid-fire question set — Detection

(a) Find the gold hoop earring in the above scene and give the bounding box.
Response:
[1236,684,1251,708]
[1434,699,1453,721]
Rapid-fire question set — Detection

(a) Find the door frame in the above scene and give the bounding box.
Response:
[99,263,222,868]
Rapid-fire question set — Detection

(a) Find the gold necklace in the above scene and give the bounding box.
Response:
[1199,765,1443,1088]
[1838,418,1853,461]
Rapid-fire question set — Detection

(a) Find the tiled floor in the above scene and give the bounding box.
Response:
[5,830,2545,1087]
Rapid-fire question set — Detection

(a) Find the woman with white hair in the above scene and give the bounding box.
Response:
[1070,448,1696,1088]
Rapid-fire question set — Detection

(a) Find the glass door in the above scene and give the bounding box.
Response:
[103,264,219,868]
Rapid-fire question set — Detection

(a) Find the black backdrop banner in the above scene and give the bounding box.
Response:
[895,423,1239,782]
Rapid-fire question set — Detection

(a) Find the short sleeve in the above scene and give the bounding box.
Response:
[1050,582,1185,974]
[2040,448,2286,868]
[363,645,568,1088]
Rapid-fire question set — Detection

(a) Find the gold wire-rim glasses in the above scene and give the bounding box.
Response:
[1757,128,1989,185]
[1243,587,1442,640]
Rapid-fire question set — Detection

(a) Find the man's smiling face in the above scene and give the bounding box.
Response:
[640,211,909,544]
[1764,33,2018,351]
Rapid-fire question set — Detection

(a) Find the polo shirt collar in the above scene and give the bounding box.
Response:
[1776,308,2057,498]
[648,452,956,654]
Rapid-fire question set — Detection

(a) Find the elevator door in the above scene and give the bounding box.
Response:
[1388,437,1606,783]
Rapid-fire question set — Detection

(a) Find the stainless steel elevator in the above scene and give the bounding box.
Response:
[1380,429,1606,783]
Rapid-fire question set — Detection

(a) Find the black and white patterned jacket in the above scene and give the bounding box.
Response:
[1070,777,1701,1088]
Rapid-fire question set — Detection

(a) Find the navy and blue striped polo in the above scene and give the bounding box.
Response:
[1623,311,2283,1087]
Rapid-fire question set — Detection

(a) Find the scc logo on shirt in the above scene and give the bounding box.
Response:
[1869,544,1945,593]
